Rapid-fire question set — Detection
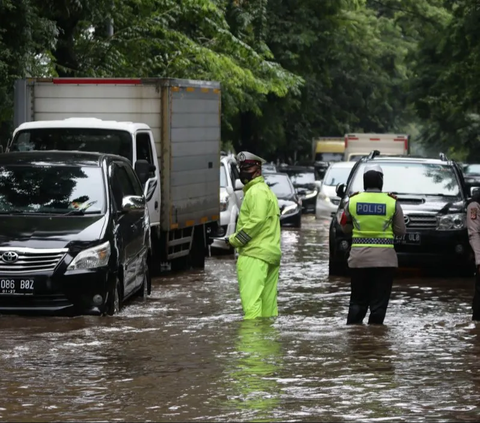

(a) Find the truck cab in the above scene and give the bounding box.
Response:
[9,118,161,232]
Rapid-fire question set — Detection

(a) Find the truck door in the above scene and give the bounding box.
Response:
[134,131,161,230]
[229,161,244,207]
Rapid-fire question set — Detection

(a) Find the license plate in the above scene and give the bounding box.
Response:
[0,278,35,295]
[395,233,421,245]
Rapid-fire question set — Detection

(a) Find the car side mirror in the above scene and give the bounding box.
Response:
[121,195,145,213]
[336,183,346,198]
[235,179,244,190]
[135,159,155,185]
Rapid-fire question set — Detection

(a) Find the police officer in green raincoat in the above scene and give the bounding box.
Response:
[225,151,281,320]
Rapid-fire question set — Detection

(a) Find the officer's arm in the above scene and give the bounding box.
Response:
[467,203,480,265]
[392,201,406,236]
[340,201,353,234]
[228,190,268,248]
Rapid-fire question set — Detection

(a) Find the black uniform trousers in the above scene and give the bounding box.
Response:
[347,267,394,325]
[473,270,480,321]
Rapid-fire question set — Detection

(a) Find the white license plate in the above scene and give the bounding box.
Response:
[0,279,35,295]
[395,233,421,245]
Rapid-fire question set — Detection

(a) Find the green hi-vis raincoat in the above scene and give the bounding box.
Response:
[228,176,281,319]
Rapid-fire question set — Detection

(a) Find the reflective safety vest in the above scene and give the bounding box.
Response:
[348,192,397,248]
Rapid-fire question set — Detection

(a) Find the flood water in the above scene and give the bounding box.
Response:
[1,216,480,422]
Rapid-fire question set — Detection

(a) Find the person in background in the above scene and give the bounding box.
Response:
[466,190,480,321]
[339,164,406,325]
[225,151,281,320]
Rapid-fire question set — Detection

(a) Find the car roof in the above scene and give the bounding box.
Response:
[363,157,451,165]
[328,161,356,169]
[279,165,315,172]
[14,118,150,135]
[0,150,130,167]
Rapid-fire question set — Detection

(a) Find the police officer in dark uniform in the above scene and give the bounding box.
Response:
[466,189,480,320]
[339,164,406,324]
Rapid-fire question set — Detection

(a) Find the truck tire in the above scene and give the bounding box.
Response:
[190,226,206,269]
[150,232,162,277]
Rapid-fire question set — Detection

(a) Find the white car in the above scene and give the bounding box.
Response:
[211,154,244,252]
[316,161,356,219]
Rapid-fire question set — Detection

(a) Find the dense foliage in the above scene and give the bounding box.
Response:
[0,0,478,161]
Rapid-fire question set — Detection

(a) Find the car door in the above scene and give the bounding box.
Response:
[230,161,244,207]
[122,163,149,290]
[110,162,144,297]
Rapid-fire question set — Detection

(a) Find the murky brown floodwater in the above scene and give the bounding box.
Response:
[1,216,480,422]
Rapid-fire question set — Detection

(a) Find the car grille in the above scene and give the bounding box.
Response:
[0,248,68,274]
[405,214,437,229]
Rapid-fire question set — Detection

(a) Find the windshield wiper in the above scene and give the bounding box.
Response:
[62,209,101,216]
[0,210,31,215]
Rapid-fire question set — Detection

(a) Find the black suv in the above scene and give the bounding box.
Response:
[329,151,474,276]
[0,151,152,315]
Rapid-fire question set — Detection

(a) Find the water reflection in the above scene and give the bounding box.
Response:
[1,218,480,421]
[224,319,283,422]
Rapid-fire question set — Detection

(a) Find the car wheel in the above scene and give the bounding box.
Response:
[328,233,347,276]
[140,258,152,298]
[106,277,122,316]
[295,215,302,228]
[328,256,347,276]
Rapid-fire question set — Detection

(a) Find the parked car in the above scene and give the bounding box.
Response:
[329,151,474,276]
[264,173,302,228]
[211,153,243,252]
[316,161,356,219]
[463,163,480,193]
[263,162,277,173]
[0,150,151,315]
[279,165,318,213]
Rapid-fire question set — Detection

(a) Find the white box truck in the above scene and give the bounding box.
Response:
[8,77,221,273]
[344,133,409,161]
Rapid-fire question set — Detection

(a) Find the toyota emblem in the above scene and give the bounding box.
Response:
[404,215,410,226]
[2,251,18,263]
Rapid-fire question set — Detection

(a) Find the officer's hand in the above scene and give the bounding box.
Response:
[224,237,230,245]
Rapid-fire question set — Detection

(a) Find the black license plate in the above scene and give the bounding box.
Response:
[395,233,421,245]
[0,278,35,295]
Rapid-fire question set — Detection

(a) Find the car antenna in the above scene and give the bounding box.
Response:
[367,150,381,159]
[439,152,449,161]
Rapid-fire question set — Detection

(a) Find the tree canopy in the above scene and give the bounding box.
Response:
[0,0,478,161]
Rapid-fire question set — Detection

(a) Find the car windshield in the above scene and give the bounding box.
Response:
[315,153,344,162]
[11,129,133,163]
[323,166,353,186]
[349,162,461,197]
[264,174,294,198]
[0,164,106,214]
[220,164,228,188]
[282,170,315,185]
[464,164,480,175]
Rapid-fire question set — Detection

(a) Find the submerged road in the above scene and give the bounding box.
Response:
[0,216,479,422]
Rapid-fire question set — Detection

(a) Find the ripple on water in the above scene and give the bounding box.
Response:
[0,217,479,421]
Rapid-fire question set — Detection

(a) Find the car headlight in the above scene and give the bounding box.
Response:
[282,204,299,216]
[67,241,111,270]
[220,193,229,212]
[318,192,330,202]
[437,213,466,230]
[303,190,318,200]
